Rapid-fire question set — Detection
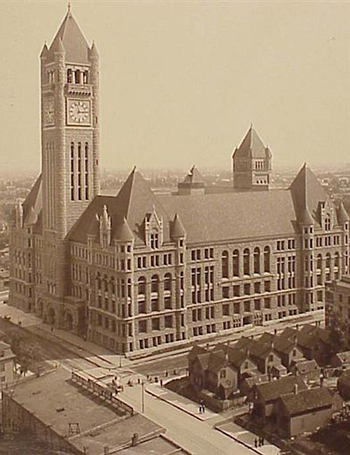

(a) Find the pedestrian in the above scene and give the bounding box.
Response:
[261,437,264,446]
[254,438,258,448]
[160,379,163,387]
[51,325,54,333]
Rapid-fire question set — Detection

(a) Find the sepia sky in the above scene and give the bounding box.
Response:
[0,0,350,174]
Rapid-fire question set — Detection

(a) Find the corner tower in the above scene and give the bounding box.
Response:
[232,126,272,190]
[40,7,100,238]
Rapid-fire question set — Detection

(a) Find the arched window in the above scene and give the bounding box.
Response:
[317,254,322,270]
[233,250,239,277]
[164,273,172,291]
[254,247,260,274]
[326,253,331,268]
[264,246,270,273]
[243,248,250,275]
[75,69,81,84]
[138,277,146,296]
[222,251,229,278]
[151,275,159,293]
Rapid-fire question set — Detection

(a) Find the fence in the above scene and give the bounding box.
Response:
[71,371,134,416]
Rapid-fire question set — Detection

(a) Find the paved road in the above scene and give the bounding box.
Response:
[121,382,256,455]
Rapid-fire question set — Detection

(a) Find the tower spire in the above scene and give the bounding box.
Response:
[67,2,71,14]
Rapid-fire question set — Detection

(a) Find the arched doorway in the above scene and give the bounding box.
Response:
[47,307,56,326]
[65,311,74,331]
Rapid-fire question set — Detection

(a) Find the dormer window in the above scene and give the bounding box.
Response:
[145,209,163,249]
[150,232,159,249]
[325,216,331,232]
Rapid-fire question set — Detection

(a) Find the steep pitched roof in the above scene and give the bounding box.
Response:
[182,166,205,186]
[22,174,42,226]
[47,9,91,64]
[280,387,334,416]
[68,169,171,245]
[256,376,307,402]
[233,126,270,159]
[338,202,350,224]
[290,164,328,225]
[159,188,296,244]
[171,214,186,239]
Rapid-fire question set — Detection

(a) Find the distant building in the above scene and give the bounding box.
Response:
[8,7,350,356]
[290,359,320,384]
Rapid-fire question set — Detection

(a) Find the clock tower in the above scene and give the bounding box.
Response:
[40,6,100,238]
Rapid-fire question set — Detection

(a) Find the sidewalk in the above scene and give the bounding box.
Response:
[0,303,128,369]
[146,382,217,422]
[216,421,281,455]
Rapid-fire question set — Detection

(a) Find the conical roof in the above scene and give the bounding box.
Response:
[47,9,90,63]
[182,166,205,186]
[290,163,327,224]
[115,218,134,242]
[299,207,314,225]
[171,214,186,239]
[233,126,270,159]
[338,202,350,224]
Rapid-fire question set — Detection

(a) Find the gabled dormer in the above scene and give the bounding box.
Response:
[318,200,335,232]
[145,207,163,249]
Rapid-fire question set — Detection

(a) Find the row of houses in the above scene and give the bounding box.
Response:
[188,323,331,400]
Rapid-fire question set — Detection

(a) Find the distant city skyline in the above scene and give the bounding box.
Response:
[1,1,350,174]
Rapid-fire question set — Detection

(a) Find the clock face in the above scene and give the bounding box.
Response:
[44,99,55,126]
[67,100,91,125]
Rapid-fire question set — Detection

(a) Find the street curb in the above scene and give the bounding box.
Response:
[215,426,271,455]
[146,386,215,422]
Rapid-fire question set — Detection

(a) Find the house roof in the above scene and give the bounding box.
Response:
[280,387,334,416]
[335,351,350,364]
[232,126,271,160]
[47,9,91,64]
[188,344,207,361]
[294,359,319,375]
[255,376,307,402]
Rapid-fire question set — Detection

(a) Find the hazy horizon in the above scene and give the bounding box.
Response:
[1,1,350,174]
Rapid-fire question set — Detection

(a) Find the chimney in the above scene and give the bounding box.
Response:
[293,383,298,395]
[293,334,298,346]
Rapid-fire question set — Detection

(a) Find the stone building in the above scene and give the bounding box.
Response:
[8,8,350,356]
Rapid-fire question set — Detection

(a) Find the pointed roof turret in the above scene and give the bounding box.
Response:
[290,163,327,224]
[115,217,134,242]
[47,8,90,63]
[182,165,205,186]
[171,213,186,239]
[40,43,49,58]
[338,202,350,224]
[56,37,65,54]
[299,207,314,225]
[233,126,271,159]
[90,41,99,58]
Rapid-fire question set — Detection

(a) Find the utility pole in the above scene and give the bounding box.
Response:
[141,381,145,413]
